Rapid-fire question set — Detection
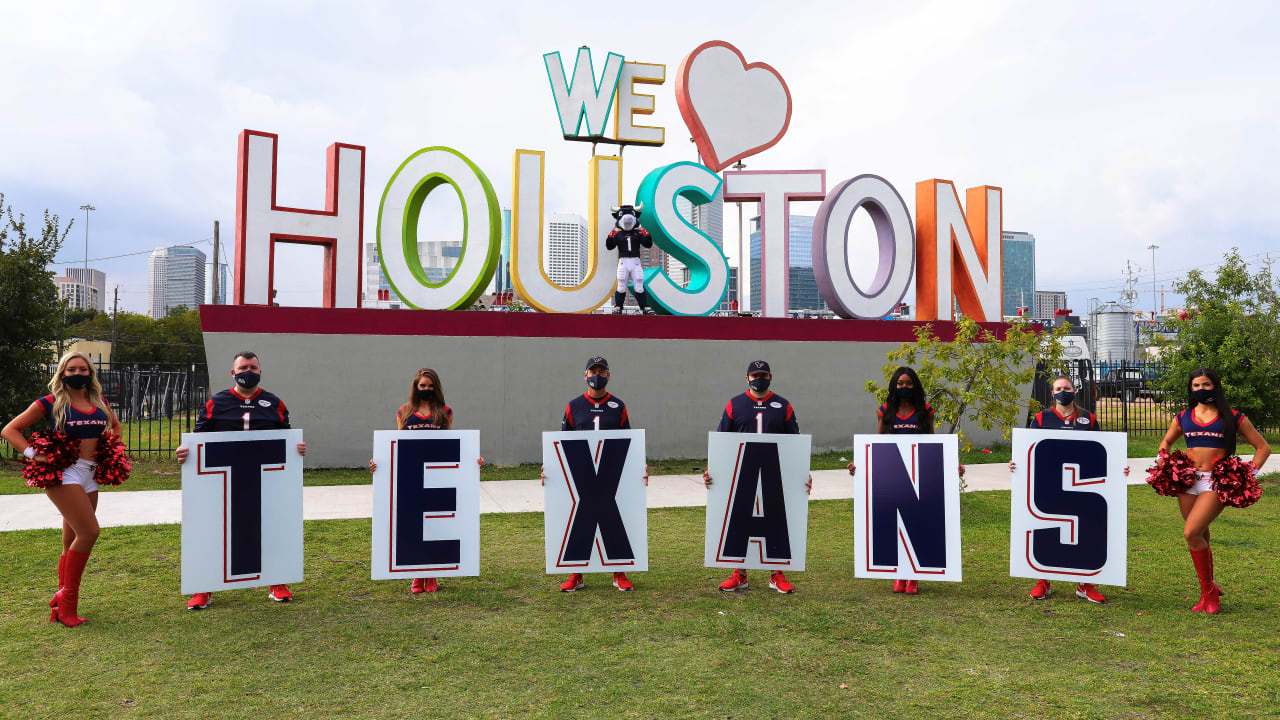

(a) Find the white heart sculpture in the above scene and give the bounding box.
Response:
[676,41,793,172]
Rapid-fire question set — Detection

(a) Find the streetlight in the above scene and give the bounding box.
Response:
[79,204,95,311]
[1147,243,1158,318]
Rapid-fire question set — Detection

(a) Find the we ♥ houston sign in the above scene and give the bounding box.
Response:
[234,40,1004,320]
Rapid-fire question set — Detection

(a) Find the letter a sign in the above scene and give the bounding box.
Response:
[704,432,812,571]
[543,430,648,573]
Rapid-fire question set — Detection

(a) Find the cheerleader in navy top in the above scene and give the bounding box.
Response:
[846,366,962,595]
[1011,375,1128,604]
[2,351,123,627]
[1156,368,1271,614]
[368,368,480,595]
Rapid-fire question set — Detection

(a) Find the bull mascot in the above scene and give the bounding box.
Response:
[607,203,655,315]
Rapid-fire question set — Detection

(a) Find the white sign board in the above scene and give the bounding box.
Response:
[1010,428,1128,586]
[852,434,962,582]
[543,430,648,574]
[371,430,481,580]
[180,430,304,594]
[703,432,812,571]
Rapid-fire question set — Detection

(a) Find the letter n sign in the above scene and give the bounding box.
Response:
[371,430,481,579]
[852,434,962,581]
[180,429,305,594]
[1009,429,1128,586]
[704,432,812,571]
[543,430,648,573]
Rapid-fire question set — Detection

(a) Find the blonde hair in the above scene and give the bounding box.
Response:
[48,351,108,431]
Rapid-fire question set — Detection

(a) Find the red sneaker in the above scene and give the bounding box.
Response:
[422,577,439,593]
[612,572,634,591]
[903,580,919,595]
[410,578,426,594]
[1030,579,1052,600]
[718,569,748,591]
[267,585,293,602]
[1075,583,1105,603]
[769,571,795,594]
[892,579,906,593]
[559,574,584,592]
[186,592,211,610]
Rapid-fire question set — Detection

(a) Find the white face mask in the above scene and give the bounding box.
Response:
[619,215,636,231]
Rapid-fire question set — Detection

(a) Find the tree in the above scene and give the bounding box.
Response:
[1154,248,1280,428]
[64,306,205,365]
[0,193,72,429]
[865,316,1071,451]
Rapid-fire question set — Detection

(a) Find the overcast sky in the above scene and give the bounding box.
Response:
[3,0,1277,315]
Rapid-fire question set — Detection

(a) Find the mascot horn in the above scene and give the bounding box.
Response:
[606,203,654,315]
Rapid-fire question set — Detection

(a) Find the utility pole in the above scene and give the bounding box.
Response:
[110,286,119,364]
[79,204,95,311]
[1146,243,1159,318]
[212,220,220,305]
[732,159,746,313]
[1122,260,1139,308]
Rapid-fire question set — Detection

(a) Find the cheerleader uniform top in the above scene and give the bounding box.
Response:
[878,402,934,434]
[1178,408,1244,449]
[401,405,452,431]
[36,395,109,440]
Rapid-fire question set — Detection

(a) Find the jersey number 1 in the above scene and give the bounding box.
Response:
[593,416,601,431]
[242,411,251,431]
[755,412,764,434]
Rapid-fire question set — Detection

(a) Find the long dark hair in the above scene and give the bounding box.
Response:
[400,368,451,430]
[879,366,932,434]
[1187,367,1234,454]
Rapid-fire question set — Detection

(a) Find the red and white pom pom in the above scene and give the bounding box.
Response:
[93,433,132,487]
[1212,456,1262,509]
[1145,449,1197,497]
[20,431,80,489]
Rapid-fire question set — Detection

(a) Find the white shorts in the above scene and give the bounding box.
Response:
[1183,471,1214,496]
[617,257,644,293]
[61,459,100,494]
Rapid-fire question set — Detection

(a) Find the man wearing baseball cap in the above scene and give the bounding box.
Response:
[703,360,811,593]
[555,355,636,592]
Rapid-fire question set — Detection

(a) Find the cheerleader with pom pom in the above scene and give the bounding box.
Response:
[2,351,125,627]
[1155,368,1270,614]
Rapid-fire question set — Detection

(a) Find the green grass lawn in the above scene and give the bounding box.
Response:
[2,482,1278,719]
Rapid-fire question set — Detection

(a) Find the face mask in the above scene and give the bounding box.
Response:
[1053,390,1076,406]
[417,388,435,402]
[235,371,260,390]
[63,374,90,390]
[586,374,608,390]
[894,386,914,399]
[748,377,771,393]
[1192,388,1215,405]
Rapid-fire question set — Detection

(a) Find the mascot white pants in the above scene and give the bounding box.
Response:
[617,258,644,293]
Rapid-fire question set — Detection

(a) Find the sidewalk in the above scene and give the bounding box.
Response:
[2,457,1275,532]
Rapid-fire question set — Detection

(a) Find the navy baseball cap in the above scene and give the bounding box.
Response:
[585,356,609,371]
[747,360,771,375]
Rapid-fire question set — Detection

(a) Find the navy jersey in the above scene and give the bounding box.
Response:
[1030,407,1099,431]
[717,392,799,434]
[36,395,110,440]
[400,405,452,431]
[562,393,630,431]
[195,387,290,432]
[1178,408,1244,449]
[606,227,652,258]
[878,402,933,434]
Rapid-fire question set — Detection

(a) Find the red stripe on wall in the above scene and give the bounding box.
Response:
[199,305,1024,343]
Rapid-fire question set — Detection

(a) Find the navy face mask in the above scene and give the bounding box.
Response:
[748,377,771,393]
[1053,390,1076,406]
[586,374,608,390]
[894,386,914,399]
[417,388,435,402]
[235,371,260,389]
[1192,388,1215,405]
[63,374,91,390]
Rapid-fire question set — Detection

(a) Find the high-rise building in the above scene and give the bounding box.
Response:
[364,240,462,308]
[495,208,513,293]
[721,266,739,313]
[749,215,826,314]
[1033,290,1068,319]
[546,213,588,286]
[1002,231,1035,317]
[205,262,229,305]
[61,268,106,311]
[147,246,206,319]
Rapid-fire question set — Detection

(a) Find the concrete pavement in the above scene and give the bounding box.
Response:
[5,456,1251,532]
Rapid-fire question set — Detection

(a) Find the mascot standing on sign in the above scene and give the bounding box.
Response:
[607,203,654,315]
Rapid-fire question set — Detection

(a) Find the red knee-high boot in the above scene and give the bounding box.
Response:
[50,550,90,627]
[1189,547,1222,614]
[50,553,67,609]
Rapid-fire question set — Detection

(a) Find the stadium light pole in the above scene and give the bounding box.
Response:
[79,204,95,310]
[1147,242,1158,318]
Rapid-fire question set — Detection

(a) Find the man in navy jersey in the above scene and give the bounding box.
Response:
[175,351,306,610]
[704,360,811,593]
[553,356,643,593]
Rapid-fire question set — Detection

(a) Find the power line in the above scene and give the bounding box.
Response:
[50,237,213,265]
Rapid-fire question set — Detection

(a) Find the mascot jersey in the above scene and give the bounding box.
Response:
[607,226,651,257]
